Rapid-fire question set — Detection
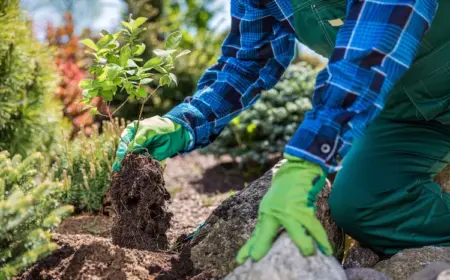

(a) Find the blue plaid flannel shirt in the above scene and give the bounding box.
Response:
[165,0,438,173]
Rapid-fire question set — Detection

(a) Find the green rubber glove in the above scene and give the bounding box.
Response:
[112,116,191,171]
[236,154,333,264]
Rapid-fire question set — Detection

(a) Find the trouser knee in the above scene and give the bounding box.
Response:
[328,182,359,233]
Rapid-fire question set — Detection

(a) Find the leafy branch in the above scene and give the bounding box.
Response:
[79,15,190,142]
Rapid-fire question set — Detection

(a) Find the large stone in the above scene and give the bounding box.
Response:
[345,268,392,280]
[374,247,450,280]
[409,262,450,280]
[183,160,344,277]
[223,232,347,280]
[344,246,380,269]
[438,270,450,280]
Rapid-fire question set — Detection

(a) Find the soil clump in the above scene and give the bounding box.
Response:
[110,153,172,251]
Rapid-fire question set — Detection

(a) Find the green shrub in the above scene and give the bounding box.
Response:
[205,62,317,167]
[0,151,73,279]
[0,0,64,156]
[50,121,120,213]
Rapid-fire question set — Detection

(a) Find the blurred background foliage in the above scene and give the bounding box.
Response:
[0,0,66,157]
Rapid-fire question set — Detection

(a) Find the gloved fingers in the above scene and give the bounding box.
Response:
[248,215,279,262]
[282,217,315,256]
[236,234,256,264]
[120,121,137,144]
[112,158,122,172]
[236,215,269,264]
[299,215,334,255]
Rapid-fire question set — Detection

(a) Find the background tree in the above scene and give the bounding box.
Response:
[0,0,64,156]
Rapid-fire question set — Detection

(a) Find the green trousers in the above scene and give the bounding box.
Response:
[329,110,450,254]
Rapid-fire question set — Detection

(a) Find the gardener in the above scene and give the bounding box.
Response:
[113,0,450,262]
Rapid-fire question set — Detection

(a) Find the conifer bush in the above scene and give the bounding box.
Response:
[0,0,63,156]
[50,121,121,213]
[205,62,318,167]
[0,151,73,279]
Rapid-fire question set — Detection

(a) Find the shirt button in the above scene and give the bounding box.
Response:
[321,144,331,154]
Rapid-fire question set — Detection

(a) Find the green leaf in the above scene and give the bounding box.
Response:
[140,78,153,85]
[80,39,98,51]
[120,46,131,66]
[82,105,92,112]
[137,87,147,99]
[165,31,182,49]
[124,81,133,94]
[153,49,176,58]
[155,66,167,74]
[132,17,148,28]
[175,49,191,59]
[100,30,110,36]
[106,54,120,65]
[128,76,140,80]
[107,42,119,50]
[126,69,137,75]
[132,43,146,56]
[97,49,110,57]
[113,30,123,40]
[139,73,152,78]
[103,90,114,101]
[121,21,133,31]
[79,99,91,105]
[143,57,161,69]
[89,107,99,116]
[79,79,94,89]
[169,73,178,86]
[107,65,122,80]
[127,59,138,68]
[97,34,113,48]
[159,75,171,86]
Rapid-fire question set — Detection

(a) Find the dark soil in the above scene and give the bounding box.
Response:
[15,234,175,280]
[55,214,112,238]
[16,152,254,280]
[110,153,173,251]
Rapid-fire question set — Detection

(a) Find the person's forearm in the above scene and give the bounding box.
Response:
[165,0,296,152]
[285,0,438,173]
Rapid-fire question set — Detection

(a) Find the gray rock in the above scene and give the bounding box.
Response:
[374,247,450,280]
[409,262,450,280]
[224,232,347,280]
[345,268,392,280]
[344,246,380,269]
[438,270,450,280]
[185,160,344,277]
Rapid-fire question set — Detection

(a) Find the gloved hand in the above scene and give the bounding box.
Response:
[112,116,191,171]
[236,154,333,264]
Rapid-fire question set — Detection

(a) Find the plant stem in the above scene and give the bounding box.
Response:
[134,86,160,140]
[111,97,130,115]
[105,101,128,144]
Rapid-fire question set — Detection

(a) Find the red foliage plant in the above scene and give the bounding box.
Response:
[47,12,109,138]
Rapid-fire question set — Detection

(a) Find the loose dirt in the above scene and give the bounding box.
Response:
[16,234,177,280]
[110,153,172,251]
[16,152,265,280]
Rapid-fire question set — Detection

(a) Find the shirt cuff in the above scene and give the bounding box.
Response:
[284,119,345,173]
[164,102,211,153]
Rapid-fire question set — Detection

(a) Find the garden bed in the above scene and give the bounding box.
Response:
[15,152,257,280]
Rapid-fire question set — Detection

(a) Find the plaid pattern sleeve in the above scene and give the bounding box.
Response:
[285,0,438,173]
[164,0,296,152]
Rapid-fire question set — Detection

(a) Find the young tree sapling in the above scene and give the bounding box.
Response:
[78,16,190,250]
